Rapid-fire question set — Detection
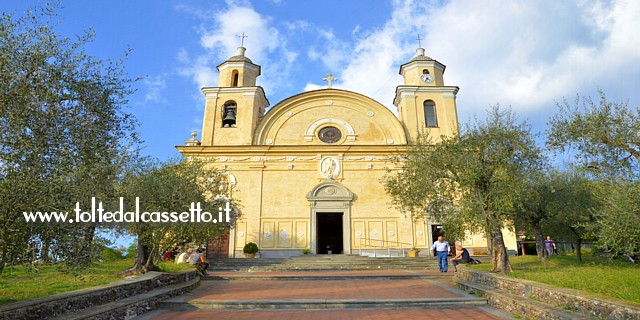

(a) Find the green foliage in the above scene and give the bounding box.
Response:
[516,170,600,261]
[587,181,640,261]
[0,2,138,273]
[0,259,133,304]
[385,106,545,272]
[120,158,239,272]
[468,255,640,303]
[548,91,640,260]
[548,90,639,179]
[98,246,125,262]
[124,242,137,259]
[0,258,194,304]
[302,249,311,255]
[243,242,259,254]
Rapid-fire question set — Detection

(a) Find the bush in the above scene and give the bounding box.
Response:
[243,242,259,254]
[99,246,125,261]
[302,249,311,255]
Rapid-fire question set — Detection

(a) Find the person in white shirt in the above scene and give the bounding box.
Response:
[176,248,192,264]
[430,236,451,272]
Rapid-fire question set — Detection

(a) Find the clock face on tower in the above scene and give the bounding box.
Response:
[420,74,434,83]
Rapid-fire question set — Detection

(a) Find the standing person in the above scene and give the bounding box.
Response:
[544,236,556,256]
[451,245,471,272]
[430,236,451,272]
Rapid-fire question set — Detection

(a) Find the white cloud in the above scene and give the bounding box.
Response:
[306,28,350,71]
[142,75,168,105]
[177,3,299,107]
[176,0,640,129]
[326,0,640,124]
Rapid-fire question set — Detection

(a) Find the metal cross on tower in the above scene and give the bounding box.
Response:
[238,32,248,47]
[417,34,423,48]
[322,72,337,88]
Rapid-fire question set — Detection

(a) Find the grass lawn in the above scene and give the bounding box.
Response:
[467,255,640,304]
[0,259,194,305]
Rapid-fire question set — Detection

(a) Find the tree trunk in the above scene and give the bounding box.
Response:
[575,238,582,262]
[124,229,159,275]
[82,225,96,250]
[489,220,512,272]
[0,241,6,275]
[134,231,149,270]
[40,237,51,264]
[532,222,547,262]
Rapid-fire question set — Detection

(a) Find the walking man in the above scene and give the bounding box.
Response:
[544,236,556,256]
[430,235,451,272]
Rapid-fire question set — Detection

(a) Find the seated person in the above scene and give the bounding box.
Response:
[451,245,472,271]
[189,248,209,275]
[163,247,179,261]
[176,248,192,264]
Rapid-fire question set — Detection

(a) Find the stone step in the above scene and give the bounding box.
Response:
[202,274,452,281]
[160,297,488,311]
[50,277,200,320]
[214,266,440,272]
[455,280,593,320]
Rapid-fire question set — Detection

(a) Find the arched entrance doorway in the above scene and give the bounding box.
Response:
[306,180,354,254]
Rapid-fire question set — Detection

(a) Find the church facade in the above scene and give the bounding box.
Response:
[177,46,517,258]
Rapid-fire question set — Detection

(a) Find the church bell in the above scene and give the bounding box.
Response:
[222,109,236,127]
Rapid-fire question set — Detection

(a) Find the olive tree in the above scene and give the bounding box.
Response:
[386,107,544,272]
[0,3,138,273]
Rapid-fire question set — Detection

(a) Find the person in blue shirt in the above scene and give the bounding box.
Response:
[430,236,451,272]
[544,236,556,256]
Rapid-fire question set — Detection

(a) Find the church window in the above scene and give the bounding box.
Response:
[422,69,430,74]
[231,70,239,87]
[424,100,438,127]
[317,126,342,143]
[222,101,237,127]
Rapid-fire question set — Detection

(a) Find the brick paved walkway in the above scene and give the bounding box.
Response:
[189,279,460,300]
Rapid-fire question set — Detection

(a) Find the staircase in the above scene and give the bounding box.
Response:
[208,254,444,271]
[134,255,509,320]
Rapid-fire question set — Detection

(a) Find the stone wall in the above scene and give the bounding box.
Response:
[0,270,198,320]
[456,268,640,320]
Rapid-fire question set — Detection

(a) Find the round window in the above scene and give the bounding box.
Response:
[317,126,342,144]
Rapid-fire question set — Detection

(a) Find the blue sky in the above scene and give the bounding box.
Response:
[3,0,640,161]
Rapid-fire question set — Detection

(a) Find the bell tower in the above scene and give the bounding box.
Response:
[394,47,459,143]
[200,47,269,146]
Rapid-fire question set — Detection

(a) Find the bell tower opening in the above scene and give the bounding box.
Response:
[231,70,239,87]
[423,100,438,127]
[222,101,237,127]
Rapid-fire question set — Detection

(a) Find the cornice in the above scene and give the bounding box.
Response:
[176,144,411,158]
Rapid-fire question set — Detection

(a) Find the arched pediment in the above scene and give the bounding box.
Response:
[254,89,408,146]
[306,180,354,201]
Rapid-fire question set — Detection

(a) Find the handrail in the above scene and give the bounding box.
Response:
[358,237,414,257]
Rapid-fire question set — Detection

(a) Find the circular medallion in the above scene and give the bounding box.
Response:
[318,126,342,143]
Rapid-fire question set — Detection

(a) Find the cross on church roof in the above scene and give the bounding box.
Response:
[322,72,337,88]
[237,32,248,47]
[416,34,423,48]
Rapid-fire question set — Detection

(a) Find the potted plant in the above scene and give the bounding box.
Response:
[243,242,259,258]
[408,247,420,258]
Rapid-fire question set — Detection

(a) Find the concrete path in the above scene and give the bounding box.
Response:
[137,269,510,320]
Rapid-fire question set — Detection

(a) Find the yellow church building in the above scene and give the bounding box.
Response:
[176,46,517,258]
